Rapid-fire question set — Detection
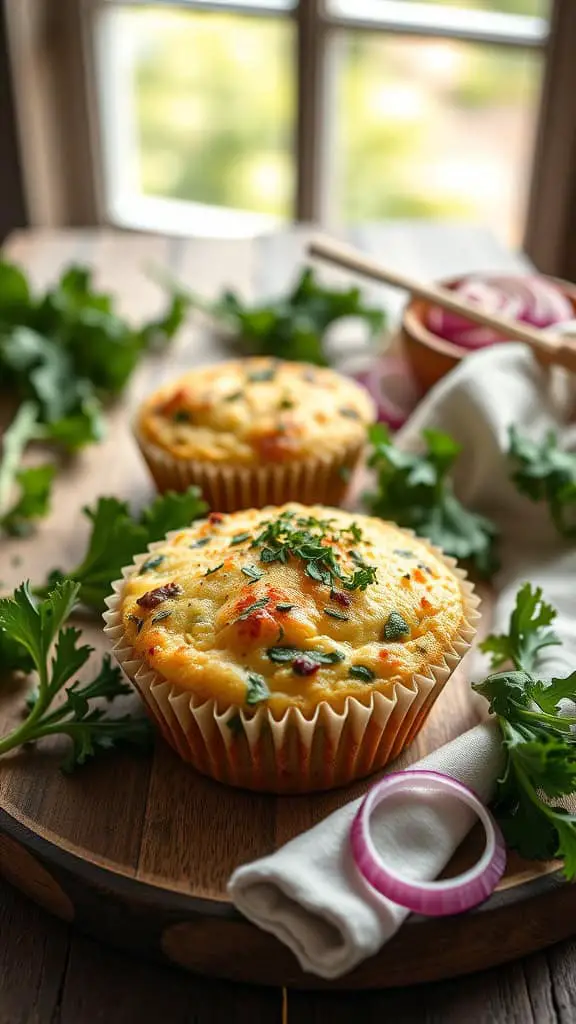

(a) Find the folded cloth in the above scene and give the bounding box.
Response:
[229,721,504,980]
[228,343,576,979]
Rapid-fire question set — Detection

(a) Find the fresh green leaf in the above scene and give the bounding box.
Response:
[0,583,152,770]
[139,487,208,540]
[473,585,576,879]
[0,464,56,536]
[479,583,559,673]
[508,426,576,538]
[37,487,208,612]
[366,424,499,578]
[180,265,385,365]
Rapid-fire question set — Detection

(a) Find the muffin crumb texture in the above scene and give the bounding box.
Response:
[119,504,467,717]
[137,359,375,465]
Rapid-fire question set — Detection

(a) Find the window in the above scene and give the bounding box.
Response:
[5,0,555,248]
[91,0,549,245]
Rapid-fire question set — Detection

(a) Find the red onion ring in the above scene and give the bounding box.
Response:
[426,275,573,350]
[350,770,506,916]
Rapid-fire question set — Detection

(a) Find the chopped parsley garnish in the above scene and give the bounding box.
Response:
[151,610,172,624]
[140,554,165,574]
[127,613,144,633]
[266,646,345,667]
[247,366,276,383]
[172,409,190,423]
[230,532,251,546]
[349,665,376,682]
[394,548,415,557]
[241,564,265,583]
[324,608,349,621]
[205,563,224,576]
[225,391,243,402]
[236,597,270,621]
[279,397,294,410]
[190,537,211,549]
[276,603,295,612]
[340,407,360,420]
[246,672,270,705]
[383,611,410,641]
[338,466,351,483]
[251,511,377,592]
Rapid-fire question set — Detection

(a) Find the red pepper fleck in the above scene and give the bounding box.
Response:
[292,656,320,677]
[148,646,156,656]
[420,596,432,610]
[136,582,183,610]
[209,512,224,524]
[413,568,427,585]
[158,387,189,417]
[379,649,389,660]
[331,590,352,608]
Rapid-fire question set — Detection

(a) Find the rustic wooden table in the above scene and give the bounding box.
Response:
[1,225,573,1024]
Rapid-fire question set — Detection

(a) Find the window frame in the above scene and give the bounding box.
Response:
[4,0,575,273]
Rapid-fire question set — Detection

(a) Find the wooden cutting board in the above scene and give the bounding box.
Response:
[0,228,573,992]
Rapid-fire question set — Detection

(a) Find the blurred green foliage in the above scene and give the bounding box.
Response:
[129,3,544,239]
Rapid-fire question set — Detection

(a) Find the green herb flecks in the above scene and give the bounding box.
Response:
[140,554,165,574]
[190,537,211,549]
[266,646,345,667]
[127,613,144,634]
[474,584,576,877]
[349,665,376,682]
[276,603,295,612]
[324,608,349,621]
[251,511,377,592]
[246,672,270,705]
[383,611,410,641]
[230,532,251,546]
[247,366,277,383]
[366,424,499,578]
[236,598,270,621]
[205,563,224,577]
[241,565,265,584]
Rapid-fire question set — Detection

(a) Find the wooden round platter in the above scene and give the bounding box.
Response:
[0,230,574,991]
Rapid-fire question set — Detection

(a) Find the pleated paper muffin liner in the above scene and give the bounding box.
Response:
[134,427,365,513]
[103,533,480,794]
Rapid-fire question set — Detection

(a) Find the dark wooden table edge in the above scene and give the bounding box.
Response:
[1,803,576,991]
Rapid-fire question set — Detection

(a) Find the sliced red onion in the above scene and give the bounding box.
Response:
[350,770,506,916]
[426,275,573,350]
[354,354,422,430]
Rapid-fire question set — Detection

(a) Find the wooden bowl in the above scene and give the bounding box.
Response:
[399,274,576,393]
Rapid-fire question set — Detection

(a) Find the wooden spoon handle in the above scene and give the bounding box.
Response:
[308,235,576,373]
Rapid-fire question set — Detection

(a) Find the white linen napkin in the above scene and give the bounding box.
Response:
[228,343,576,979]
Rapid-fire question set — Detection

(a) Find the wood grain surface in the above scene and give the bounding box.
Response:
[1,227,572,998]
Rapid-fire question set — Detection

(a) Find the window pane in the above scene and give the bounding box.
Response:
[399,0,547,13]
[97,7,295,232]
[329,35,542,246]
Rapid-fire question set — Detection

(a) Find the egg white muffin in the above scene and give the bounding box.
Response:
[105,504,478,792]
[134,359,375,511]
